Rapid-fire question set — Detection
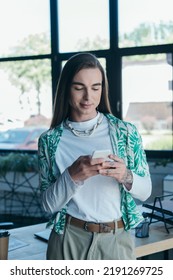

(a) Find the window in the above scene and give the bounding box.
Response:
[0,59,52,149]
[58,0,109,52]
[0,0,173,156]
[122,54,173,150]
[0,0,51,150]
[118,0,173,48]
[0,0,50,57]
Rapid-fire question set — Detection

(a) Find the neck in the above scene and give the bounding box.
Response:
[69,111,98,122]
[64,112,103,137]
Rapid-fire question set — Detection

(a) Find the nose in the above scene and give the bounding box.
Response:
[83,87,91,100]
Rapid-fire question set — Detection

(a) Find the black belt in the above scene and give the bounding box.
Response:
[66,215,124,233]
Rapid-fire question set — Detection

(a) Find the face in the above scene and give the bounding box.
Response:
[69,68,102,121]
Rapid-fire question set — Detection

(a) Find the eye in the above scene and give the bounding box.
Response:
[92,86,100,91]
[74,86,84,91]
[71,84,84,91]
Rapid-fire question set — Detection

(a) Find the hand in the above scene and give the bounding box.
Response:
[98,154,133,189]
[68,155,105,183]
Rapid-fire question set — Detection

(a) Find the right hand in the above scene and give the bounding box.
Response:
[68,155,105,183]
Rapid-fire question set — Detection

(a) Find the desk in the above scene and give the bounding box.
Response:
[8,223,47,260]
[8,222,173,260]
[133,224,173,258]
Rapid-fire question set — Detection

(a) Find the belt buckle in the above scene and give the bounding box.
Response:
[84,221,93,231]
[99,223,112,233]
[84,222,112,233]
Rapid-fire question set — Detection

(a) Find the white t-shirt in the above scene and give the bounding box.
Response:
[55,113,122,222]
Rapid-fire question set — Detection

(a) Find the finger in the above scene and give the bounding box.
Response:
[102,160,116,168]
[90,157,106,165]
[102,159,124,169]
[99,168,114,176]
[109,154,124,163]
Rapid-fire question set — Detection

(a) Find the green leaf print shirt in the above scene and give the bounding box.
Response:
[38,114,152,233]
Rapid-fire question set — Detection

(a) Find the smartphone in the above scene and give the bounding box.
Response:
[92,149,112,161]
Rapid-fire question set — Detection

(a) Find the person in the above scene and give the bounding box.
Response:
[38,52,152,260]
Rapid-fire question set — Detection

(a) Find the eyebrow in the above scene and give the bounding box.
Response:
[71,82,102,86]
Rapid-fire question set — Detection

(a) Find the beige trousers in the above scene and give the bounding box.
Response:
[46,223,136,260]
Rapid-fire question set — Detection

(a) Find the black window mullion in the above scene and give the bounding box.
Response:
[50,0,61,103]
[107,0,122,118]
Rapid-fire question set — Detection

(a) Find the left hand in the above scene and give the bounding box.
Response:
[98,154,129,184]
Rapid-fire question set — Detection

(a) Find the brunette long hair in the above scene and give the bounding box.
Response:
[50,52,112,128]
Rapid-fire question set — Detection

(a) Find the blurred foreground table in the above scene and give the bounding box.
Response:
[8,223,47,260]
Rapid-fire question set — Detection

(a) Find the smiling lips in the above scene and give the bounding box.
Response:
[80,103,92,108]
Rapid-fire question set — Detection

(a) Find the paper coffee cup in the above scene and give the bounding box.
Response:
[0,230,10,260]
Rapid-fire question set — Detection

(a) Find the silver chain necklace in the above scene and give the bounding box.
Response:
[64,113,103,137]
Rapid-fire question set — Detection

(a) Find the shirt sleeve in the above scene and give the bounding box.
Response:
[123,172,152,201]
[38,133,83,214]
[124,122,152,201]
[41,169,84,213]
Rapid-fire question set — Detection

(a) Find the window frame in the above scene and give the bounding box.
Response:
[0,0,172,160]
